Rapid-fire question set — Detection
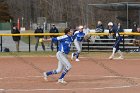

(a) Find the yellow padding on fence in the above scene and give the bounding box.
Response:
[0,32,140,36]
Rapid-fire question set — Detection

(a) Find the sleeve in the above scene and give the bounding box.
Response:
[52,37,57,42]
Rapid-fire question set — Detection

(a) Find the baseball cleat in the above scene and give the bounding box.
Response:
[109,55,114,60]
[118,56,124,59]
[71,53,74,60]
[75,58,80,62]
[43,72,48,81]
[57,78,67,84]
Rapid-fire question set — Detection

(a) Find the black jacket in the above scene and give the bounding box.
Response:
[49,27,59,37]
[96,24,104,33]
[11,28,21,41]
[34,28,44,38]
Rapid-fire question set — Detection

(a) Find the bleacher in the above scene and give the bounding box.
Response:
[81,29,140,52]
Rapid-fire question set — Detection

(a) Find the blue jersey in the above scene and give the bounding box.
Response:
[73,31,85,42]
[52,35,73,54]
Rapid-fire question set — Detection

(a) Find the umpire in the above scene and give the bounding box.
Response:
[34,25,45,51]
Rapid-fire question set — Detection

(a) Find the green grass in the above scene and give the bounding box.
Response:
[20,30,36,44]
[0,51,139,59]
[20,30,50,45]
[0,51,56,57]
[21,36,36,44]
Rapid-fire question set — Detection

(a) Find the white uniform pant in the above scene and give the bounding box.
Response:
[56,51,72,73]
[74,40,82,53]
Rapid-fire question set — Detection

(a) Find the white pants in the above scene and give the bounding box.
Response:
[74,39,82,53]
[56,51,72,73]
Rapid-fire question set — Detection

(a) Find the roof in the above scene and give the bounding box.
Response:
[88,2,140,11]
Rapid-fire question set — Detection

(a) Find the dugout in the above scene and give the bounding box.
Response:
[86,2,140,29]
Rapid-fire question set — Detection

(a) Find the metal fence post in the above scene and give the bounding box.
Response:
[88,40,89,52]
[0,36,2,52]
[123,35,125,51]
[29,35,31,52]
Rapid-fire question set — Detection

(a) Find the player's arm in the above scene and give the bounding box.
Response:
[39,38,52,42]
[83,33,89,40]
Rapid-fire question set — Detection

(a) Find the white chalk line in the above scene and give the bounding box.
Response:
[1,56,139,61]
[0,75,140,80]
[0,75,140,92]
[0,84,139,92]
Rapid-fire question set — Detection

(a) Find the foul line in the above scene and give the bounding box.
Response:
[0,75,140,80]
[0,84,140,92]
[0,75,140,92]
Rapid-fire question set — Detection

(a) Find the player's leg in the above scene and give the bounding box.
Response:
[109,37,122,59]
[57,52,72,83]
[117,50,124,59]
[109,47,116,59]
[35,37,39,51]
[43,60,64,80]
[75,42,82,61]
[43,52,65,80]
[73,40,81,61]
[109,39,119,59]
[15,41,20,52]
[116,37,124,59]
[41,42,45,51]
[50,41,54,51]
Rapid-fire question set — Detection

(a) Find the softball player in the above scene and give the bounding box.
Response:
[43,28,73,84]
[71,25,85,62]
[108,22,124,59]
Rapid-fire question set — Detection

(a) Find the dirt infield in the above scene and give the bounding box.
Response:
[0,53,140,93]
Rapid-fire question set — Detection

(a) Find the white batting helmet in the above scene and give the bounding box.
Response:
[108,22,113,26]
[79,25,84,29]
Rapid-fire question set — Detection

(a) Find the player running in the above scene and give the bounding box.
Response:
[108,22,124,59]
[71,25,85,62]
[41,28,73,84]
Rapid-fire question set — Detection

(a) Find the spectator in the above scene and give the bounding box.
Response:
[130,22,138,39]
[132,22,138,32]
[95,21,104,33]
[95,21,105,39]
[133,27,140,52]
[34,25,45,51]
[11,23,21,52]
[49,24,59,51]
[83,25,90,35]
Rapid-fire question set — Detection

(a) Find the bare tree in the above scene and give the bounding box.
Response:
[3,0,140,29]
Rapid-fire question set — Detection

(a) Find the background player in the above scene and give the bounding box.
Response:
[108,22,124,59]
[42,28,73,84]
[71,25,85,62]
